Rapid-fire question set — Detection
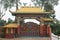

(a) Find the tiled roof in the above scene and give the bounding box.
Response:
[16,7,44,13]
[4,23,18,28]
[10,6,46,14]
[10,6,53,15]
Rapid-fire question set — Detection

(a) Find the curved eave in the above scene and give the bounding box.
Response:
[43,18,52,22]
[11,12,53,16]
[9,10,54,15]
[44,20,52,22]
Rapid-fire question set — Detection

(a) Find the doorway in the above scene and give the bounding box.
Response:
[20,19,40,37]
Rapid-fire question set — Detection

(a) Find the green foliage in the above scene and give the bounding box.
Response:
[50,19,60,36]
[20,17,24,25]
[20,20,24,25]
[54,31,60,36]
[48,0,59,5]
[1,0,16,10]
[44,2,53,11]
[32,0,59,6]
[32,0,47,5]
[0,20,6,26]
[8,18,13,24]
[32,0,59,12]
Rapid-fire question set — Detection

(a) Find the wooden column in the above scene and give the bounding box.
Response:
[17,16,20,25]
[17,16,21,37]
[6,28,8,34]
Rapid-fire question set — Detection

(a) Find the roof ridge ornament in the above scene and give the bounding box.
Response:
[29,2,31,7]
[23,3,27,6]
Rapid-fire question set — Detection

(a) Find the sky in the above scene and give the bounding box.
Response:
[2,0,60,22]
[54,0,60,20]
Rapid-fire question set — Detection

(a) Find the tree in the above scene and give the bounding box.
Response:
[1,0,16,10]
[0,9,5,23]
[0,1,5,24]
[0,20,6,26]
[44,2,53,11]
[50,18,60,36]
[32,0,59,6]
[0,0,20,23]
[8,18,13,24]
[31,0,59,10]
[0,0,21,10]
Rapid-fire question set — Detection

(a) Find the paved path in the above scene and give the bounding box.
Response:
[1,33,59,40]
[0,33,57,40]
[1,37,50,40]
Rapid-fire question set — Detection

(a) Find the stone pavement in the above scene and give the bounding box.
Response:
[1,37,50,40]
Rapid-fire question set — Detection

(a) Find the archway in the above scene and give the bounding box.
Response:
[24,19,40,25]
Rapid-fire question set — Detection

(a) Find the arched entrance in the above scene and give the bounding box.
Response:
[20,19,40,37]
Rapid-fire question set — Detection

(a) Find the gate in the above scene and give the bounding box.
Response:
[20,22,40,37]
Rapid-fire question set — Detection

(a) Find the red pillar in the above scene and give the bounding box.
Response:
[47,24,51,37]
[12,28,14,38]
[40,24,45,37]
[6,28,8,38]
[12,28,14,34]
